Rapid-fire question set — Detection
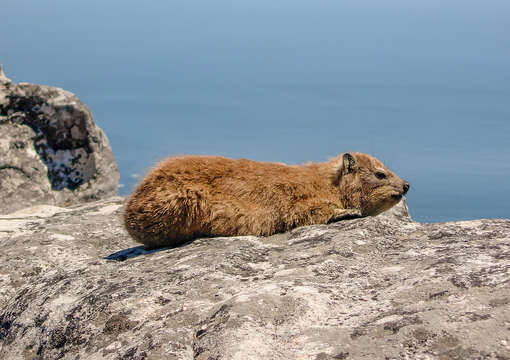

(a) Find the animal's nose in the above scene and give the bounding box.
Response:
[403,182,410,194]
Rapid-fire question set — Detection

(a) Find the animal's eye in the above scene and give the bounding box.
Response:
[375,171,387,180]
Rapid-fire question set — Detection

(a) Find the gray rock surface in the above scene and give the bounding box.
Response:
[0,63,118,214]
[0,198,508,359]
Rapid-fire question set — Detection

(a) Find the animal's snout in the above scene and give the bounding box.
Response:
[403,182,410,194]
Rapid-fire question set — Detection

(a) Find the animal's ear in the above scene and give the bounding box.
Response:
[342,153,356,175]
[332,153,356,185]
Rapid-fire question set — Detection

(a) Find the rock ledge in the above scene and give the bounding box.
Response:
[0,199,508,359]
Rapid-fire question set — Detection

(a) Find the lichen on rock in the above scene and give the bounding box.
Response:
[0,63,118,214]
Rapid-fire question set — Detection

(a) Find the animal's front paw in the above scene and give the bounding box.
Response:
[328,208,363,223]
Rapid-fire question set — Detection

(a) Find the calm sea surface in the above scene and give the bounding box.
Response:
[2,0,509,222]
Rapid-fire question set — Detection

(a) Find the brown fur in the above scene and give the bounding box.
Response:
[124,153,409,248]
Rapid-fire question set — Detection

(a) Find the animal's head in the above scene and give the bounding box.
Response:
[333,152,409,216]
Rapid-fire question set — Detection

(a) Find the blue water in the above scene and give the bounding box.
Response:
[2,0,509,222]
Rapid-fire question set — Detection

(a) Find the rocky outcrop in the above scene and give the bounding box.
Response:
[0,198,508,359]
[0,63,118,214]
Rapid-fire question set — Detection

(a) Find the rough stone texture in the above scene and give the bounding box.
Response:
[0,63,118,214]
[0,198,508,359]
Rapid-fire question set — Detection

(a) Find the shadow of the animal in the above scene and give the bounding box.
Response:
[104,246,169,261]
[104,238,194,261]
[104,245,175,261]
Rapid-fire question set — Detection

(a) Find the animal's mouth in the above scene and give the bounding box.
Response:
[391,193,403,201]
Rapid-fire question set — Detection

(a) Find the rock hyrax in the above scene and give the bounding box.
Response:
[124,153,409,248]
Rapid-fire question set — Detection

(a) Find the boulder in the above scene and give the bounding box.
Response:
[0,63,118,214]
[0,198,508,359]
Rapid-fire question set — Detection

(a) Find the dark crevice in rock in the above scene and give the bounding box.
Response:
[4,93,94,191]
